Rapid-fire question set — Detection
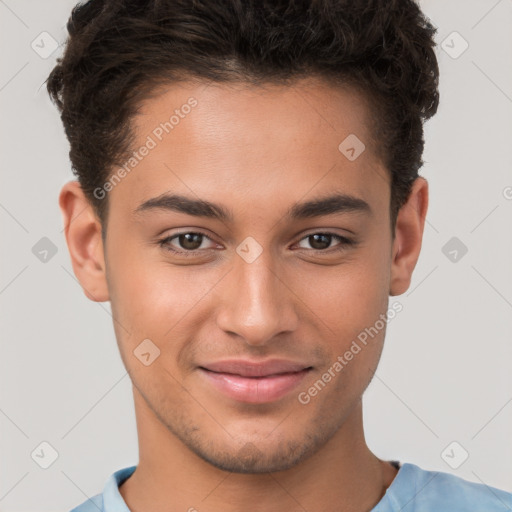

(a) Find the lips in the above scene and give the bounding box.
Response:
[199,359,312,403]
[201,359,310,377]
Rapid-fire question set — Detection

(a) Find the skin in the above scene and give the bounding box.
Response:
[59,77,428,512]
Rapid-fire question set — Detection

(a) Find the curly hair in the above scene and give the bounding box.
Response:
[46,0,439,235]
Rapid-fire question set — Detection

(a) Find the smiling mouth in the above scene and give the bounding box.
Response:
[198,361,313,403]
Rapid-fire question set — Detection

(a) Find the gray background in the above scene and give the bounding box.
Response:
[1,1,511,510]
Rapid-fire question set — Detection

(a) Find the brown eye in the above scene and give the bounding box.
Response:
[297,233,353,251]
[159,231,217,254]
[308,234,331,250]
[177,233,203,250]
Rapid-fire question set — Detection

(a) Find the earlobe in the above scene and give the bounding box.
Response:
[389,177,429,296]
[59,180,110,302]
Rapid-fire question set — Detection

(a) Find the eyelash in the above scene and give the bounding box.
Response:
[157,231,355,257]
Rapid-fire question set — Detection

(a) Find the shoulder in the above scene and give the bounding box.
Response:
[384,462,512,512]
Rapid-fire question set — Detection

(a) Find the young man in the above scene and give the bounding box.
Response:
[48,1,512,511]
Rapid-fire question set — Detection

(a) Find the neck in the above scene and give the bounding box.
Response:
[119,386,398,512]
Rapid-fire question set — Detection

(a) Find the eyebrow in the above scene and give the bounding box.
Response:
[133,192,371,221]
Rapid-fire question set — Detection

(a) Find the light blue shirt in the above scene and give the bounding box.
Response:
[70,462,512,512]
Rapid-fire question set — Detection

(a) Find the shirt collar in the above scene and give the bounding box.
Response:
[102,462,409,512]
[103,465,137,512]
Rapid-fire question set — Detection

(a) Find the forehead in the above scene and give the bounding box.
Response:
[109,77,389,220]
[135,77,375,157]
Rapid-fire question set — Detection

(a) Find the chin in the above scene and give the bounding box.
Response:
[181,427,330,474]
[192,443,310,473]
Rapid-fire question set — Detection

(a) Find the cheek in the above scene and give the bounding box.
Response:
[106,240,225,355]
[293,242,391,388]
[298,256,390,339]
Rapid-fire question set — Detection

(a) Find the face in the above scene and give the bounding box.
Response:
[64,77,426,474]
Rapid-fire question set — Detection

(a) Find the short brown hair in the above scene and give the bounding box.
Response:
[47,0,440,235]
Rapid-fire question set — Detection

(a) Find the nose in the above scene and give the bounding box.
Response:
[215,249,299,346]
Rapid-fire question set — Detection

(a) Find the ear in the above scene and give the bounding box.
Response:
[389,177,429,296]
[59,180,110,302]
